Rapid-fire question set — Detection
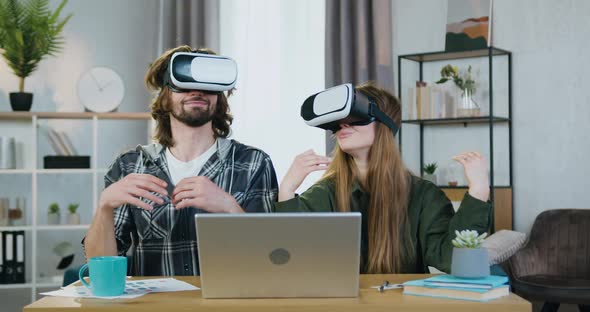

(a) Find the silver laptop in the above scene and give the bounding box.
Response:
[195,212,361,298]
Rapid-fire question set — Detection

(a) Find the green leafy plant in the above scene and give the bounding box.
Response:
[423,162,438,175]
[48,202,60,214]
[452,230,488,248]
[67,203,79,214]
[0,0,72,92]
[435,64,476,94]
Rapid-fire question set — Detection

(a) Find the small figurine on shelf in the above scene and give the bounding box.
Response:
[48,202,61,225]
[0,197,9,226]
[422,162,438,185]
[9,197,26,226]
[67,203,80,225]
[446,160,463,187]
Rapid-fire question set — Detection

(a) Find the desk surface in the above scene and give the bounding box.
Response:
[24,274,531,312]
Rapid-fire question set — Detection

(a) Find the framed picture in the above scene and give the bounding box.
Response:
[445,0,492,52]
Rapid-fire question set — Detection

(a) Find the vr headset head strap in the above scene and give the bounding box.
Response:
[368,100,399,136]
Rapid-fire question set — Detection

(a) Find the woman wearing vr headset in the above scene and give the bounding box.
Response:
[275,82,490,274]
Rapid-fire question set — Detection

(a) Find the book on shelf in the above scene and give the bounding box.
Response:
[2,231,15,284]
[14,231,25,283]
[0,231,3,283]
[407,82,451,120]
[403,275,510,302]
[0,231,25,284]
[57,131,78,156]
[45,127,69,156]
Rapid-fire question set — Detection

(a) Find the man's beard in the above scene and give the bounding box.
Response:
[171,96,214,127]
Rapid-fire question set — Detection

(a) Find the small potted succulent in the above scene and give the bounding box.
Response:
[47,202,60,225]
[66,203,80,225]
[451,230,489,278]
[423,162,438,184]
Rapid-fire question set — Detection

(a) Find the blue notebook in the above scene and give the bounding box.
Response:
[423,275,509,290]
[403,279,510,302]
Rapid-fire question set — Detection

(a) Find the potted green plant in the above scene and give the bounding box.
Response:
[66,203,79,225]
[47,202,60,225]
[451,230,489,278]
[0,0,72,111]
[422,162,438,185]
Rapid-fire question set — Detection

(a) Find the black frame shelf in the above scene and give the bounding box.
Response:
[402,116,510,126]
[398,46,513,231]
[399,47,511,62]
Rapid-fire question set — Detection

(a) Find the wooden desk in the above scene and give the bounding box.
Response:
[24,274,531,312]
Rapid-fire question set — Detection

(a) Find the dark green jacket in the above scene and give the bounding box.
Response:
[274,177,490,274]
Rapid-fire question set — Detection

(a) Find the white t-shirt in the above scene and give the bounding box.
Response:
[165,140,218,185]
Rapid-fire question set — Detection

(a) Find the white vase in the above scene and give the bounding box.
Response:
[67,213,80,225]
[47,213,60,225]
[457,90,481,117]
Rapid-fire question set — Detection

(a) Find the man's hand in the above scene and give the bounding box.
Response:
[172,176,243,213]
[99,173,168,211]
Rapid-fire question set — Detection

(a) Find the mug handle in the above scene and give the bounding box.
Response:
[79,263,91,289]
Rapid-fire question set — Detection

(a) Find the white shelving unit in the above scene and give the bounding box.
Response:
[0,112,152,302]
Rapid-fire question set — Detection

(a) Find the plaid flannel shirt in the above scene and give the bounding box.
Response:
[85,138,278,276]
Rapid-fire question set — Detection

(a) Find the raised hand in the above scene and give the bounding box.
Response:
[279,149,331,201]
[452,151,489,201]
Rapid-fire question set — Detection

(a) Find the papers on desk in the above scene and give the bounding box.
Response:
[40,278,199,299]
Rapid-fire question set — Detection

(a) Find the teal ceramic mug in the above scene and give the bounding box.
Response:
[78,256,127,296]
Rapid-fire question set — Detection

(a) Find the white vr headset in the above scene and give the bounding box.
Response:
[163,51,238,93]
[300,83,399,134]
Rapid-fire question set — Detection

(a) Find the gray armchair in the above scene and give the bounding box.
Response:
[508,209,590,312]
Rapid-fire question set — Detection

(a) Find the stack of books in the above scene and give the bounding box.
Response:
[403,274,510,302]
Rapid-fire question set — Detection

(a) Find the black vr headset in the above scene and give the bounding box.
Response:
[300,83,399,135]
[163,51,238,93]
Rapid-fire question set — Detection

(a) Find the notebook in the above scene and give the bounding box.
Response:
[403,279,510,302]
[423,274,509,289]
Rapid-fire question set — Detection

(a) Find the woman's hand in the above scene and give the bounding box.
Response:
[279,150,331,201]
[452,151,490,201]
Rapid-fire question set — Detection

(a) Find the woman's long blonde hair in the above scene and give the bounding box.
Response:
[322,82,414,273]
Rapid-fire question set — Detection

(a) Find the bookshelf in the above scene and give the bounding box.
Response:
[398,47,513,232]
[0,111,152,302]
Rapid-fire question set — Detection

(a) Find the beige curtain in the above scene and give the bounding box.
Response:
[325,0,394,152]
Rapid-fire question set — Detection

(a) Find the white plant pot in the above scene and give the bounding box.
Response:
[47,213,60,225]
[67,213,80,225]
[451,247,490,278]
[423,174,437,185]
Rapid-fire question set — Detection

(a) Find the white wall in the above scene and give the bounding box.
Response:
[393,0,590,233]
[219,0,326,192]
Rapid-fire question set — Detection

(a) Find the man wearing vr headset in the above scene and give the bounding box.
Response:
[275,82,491,274]
[84,46,278,276]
